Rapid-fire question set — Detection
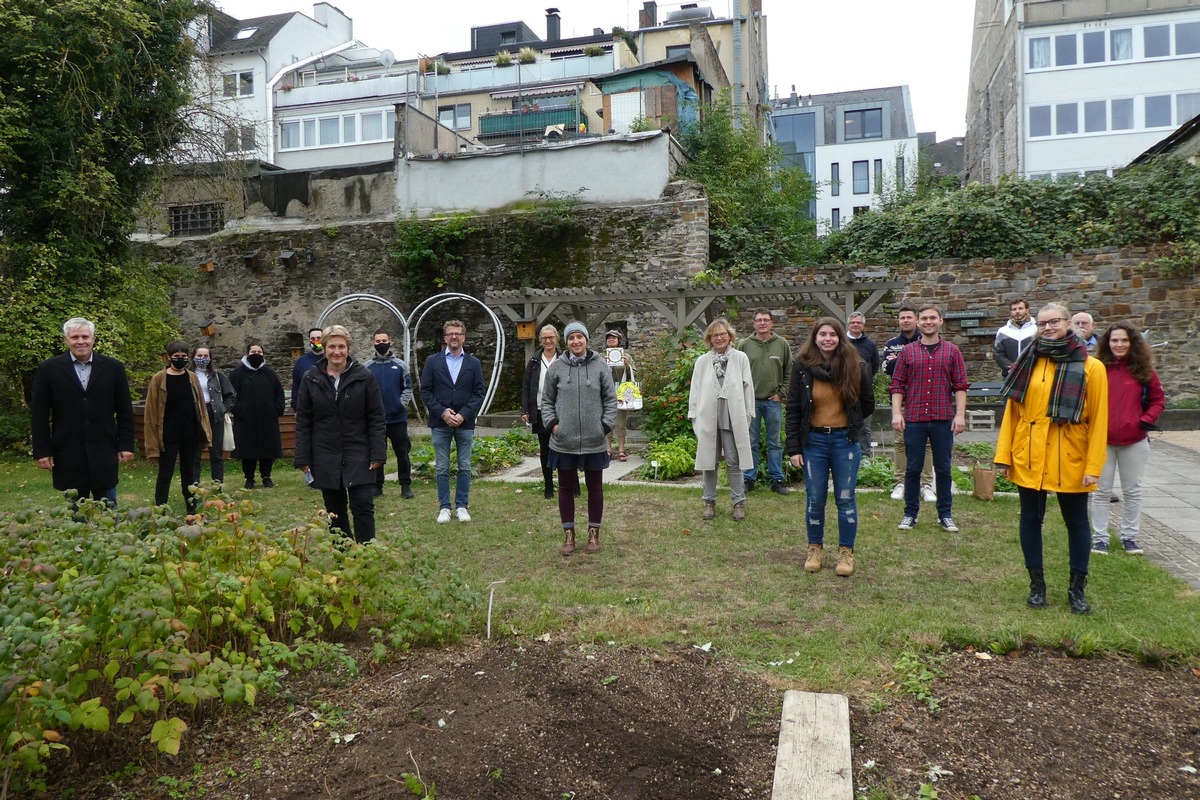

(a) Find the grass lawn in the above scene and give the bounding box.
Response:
[4,448,1199,693]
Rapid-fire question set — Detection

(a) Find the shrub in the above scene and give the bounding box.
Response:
[857,456,896,489]
[638,435,698,481]
[411,428,537,478]
[0,492,477,785]
[640,339,701,445]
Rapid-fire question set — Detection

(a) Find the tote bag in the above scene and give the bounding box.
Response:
[616,365,643,411]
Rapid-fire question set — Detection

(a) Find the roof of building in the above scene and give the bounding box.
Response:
[771,85,915,142]
[206,9,296,56]
[921,135,966,176]
[1130,111,1200,165]
[442,31,612,62]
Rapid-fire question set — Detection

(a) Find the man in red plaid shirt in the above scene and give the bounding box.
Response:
[889,304,968,532]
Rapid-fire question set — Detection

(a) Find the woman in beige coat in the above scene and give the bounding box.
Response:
[689,318,756,521]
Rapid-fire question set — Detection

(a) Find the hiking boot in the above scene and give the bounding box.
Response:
[702,500,716,520]
[897,515,917,530]
[1027,568,1047,609]
[744,479,756,493]
[804,544,823,573]
[938,516,959,533]
[921,484,936,502]
[890,483,904,500]
[1121,538,1143,555]
[771,480,791,496]
[835,546,855,577]
[732,501,746,521]
[1091,539,1109,555]
[585,526,601,553]
[401,486,415,499]
[261,477,275,489]
[1068,572,1091,615]
[560,528,576,556]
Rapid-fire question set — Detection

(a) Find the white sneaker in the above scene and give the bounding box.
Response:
[456,507,472,523]
[890,483,905,500]
[436,508,451,524]
[921,484,937,503]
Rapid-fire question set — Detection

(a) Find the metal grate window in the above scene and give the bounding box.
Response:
[168,204,224,237]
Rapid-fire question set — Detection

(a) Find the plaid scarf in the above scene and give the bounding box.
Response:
[1001,334,1088,423]
[712,350,730,383]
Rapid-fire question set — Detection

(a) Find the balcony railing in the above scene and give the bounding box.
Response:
[478,107,589,137]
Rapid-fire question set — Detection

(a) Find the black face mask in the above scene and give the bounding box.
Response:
[247,353,265,368]
[374,342,391,355]
[169,357,189,370]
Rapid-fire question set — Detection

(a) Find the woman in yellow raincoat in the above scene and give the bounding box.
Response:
[995,302,1108,615]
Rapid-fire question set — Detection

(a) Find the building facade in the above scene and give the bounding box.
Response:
[771,87,919,234]
[965,0,1200,182]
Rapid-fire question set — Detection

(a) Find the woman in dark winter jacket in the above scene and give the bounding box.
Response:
[228,340,285,489]
[521,324,562,499]
[191,344,236,485]
[540,321,616,557]
[1089,322,1166,556]
[294,325,386,544]
[785,318,874,577]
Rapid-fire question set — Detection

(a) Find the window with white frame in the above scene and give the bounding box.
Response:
[1056,103,1078,135]
[279,120,300,149]
[1179,21,1200,54]
[223,71,254,97]
[1055,34,1077,66]
[1083,31,1105,64]
[1145,25,1170,57]
[1145,95,1172,127]
[1029,37,1050,69]
[224,125,256,154]
[1179,92,1200,123]
[1111,98,1134,130]
[1030,105,1052,137]
[1111,29,1132,60]
[1084,100,1106,133]
[279,109,396,150]
[438,103,472,130]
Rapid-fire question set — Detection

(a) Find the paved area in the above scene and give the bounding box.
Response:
[470,425,1200,589]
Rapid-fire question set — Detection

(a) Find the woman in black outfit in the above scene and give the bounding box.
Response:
[228,340,285,489]
[521,324,562,499]
[145,340,211,513]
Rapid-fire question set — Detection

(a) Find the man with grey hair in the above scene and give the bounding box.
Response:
[31,317,135,505]
[1072,312,1097,352]
[846,311,880,454]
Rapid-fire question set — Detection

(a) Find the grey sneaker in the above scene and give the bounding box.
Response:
[921,484,937,502]
[1091,540,1110,555]
[938,516,959,532]
[897,515,917,530]
[1121,538,1143,555]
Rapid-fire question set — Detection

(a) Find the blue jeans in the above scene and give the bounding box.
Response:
[432,426,475,510]
[903,420,954,519]
[746,399,784,483]
[803,430,862,548]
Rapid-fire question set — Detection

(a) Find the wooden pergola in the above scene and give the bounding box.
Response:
[485,271,905,357]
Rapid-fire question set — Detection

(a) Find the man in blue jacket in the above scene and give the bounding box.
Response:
[290,327,323,410]
[420,319,486,523]
[368,329,414,499]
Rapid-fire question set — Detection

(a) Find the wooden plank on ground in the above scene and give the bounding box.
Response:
[771,690,853,800]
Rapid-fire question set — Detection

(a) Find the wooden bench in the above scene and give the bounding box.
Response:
[771,690,852,800]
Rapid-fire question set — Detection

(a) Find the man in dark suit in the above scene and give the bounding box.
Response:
[31,317,135,505]
[419,319,485,524]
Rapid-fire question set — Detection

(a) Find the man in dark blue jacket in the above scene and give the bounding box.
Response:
[420,319,486,523]
[368,329,414,499]
[290,327,323,409]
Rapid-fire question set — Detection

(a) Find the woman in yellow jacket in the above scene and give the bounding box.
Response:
[995,303,1108,615]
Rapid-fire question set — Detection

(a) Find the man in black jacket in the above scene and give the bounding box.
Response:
[31,317,135,505]
[847,311,880,455]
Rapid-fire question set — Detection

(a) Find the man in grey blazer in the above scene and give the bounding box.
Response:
[31,317,135,505]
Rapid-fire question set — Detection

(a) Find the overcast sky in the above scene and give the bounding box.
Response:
[220,0,974,138]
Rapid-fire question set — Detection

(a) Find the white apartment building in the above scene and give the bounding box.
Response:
[772,87,919,234]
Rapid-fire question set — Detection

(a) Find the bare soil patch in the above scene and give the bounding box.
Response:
[52,643,1200,799]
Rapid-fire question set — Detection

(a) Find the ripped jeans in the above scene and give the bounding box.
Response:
[802,429,862,548]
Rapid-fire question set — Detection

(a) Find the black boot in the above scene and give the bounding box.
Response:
[1026,568,1047,609]
[1068,571,1091,615]
[543,468,555,499]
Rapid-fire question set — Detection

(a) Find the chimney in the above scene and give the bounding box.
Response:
[639,1,657,28]
[546,7,561,42]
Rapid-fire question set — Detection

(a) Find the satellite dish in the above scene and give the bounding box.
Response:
[380,49,395,68]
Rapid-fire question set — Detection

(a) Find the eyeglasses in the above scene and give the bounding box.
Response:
[444,332,465,338]
[1037,318,1067,328]
[710,332,730,339]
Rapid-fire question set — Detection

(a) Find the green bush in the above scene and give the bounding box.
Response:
[638,435,698,481]
[411,428,538,478]
[0,407,31,455]
[640,341,701,445]
[0,492,477,785]
[857,456,896,489]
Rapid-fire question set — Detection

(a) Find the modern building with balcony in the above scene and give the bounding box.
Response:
[771,86,919,235]
[965,0,1200,182]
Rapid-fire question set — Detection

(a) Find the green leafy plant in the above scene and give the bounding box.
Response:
[640,341,700,445]
[494,49,513,66]
[893,651,945,713]
[857,456,897,489]
[638,436,698,481]
[390,212,481,294]
[517,47,538,64]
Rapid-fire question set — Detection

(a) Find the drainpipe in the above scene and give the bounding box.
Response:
[263,39,356,163]
[732,5,743,128]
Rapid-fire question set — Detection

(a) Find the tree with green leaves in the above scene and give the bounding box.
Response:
[676,93,821,274]
[0,0,197,415]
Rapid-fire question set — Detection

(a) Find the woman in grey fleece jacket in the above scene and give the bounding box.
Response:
[540,321,617,556]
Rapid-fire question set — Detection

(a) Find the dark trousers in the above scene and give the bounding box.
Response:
[535,423,554,490]
[322,484,377,544]
[557,469,604,527]
[1018,487,1091,575]
[242,458,274,482]
[157,437,202,513]
[376,421,412,489]
[903,420,954,519]
[194,405,227,483]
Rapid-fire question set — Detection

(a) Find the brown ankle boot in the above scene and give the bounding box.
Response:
[703,500,716,520]
[585,525,601,553]
[804,544,823,573]
[835,546,855,577]
[560,528,576,556]
[732,501,746,521]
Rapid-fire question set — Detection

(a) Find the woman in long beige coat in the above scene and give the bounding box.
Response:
[689,318,756,521]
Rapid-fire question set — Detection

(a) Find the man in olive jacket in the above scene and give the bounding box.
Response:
[736,309,792,495]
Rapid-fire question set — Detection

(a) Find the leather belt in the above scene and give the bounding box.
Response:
[810,426,848,434]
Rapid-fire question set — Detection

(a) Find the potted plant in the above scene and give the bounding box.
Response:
[583,45,605,57]
[495,49,513,66]
[518,46,538,64]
